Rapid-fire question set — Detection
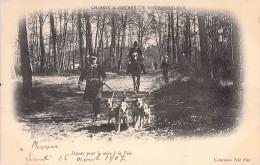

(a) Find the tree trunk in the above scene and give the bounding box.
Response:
[73,27,77,70]
[97,13,106,57]
[68,43,71,70]
[193,11,197,64]
[187,12,191,62]
[198,13,210,78]
[116,27,121,66]
[35,15,40,68]
[110,13,116,69]
[39,12,46,72]
[50,10,57,72]
[118,13,127,70]
[171,10,176,63]
[184,11,190,62]
[58,11,63,71]
[77,10,84,71]
[176,10,180,64]
[84,11,93,56]
[167,12,171,59]
[211,15,216,63]
[71,12,75,70]
[47,31,51,69]
[19,16,32,97]
[94,14,100,51]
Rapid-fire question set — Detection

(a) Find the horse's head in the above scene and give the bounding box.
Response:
[132,52,138,61]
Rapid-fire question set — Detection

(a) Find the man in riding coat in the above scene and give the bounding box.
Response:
[78,55,106,119]
[126,41,147,75]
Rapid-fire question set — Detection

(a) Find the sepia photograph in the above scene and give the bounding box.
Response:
[1,1,260,165]
[13,7,243,141]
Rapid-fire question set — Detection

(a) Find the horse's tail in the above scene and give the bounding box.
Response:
[122,91,126,101]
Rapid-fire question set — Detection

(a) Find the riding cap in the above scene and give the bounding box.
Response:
[90,55,97,59]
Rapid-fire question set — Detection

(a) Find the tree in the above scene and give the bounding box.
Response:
[77,10,84,71]
[71,11,76,70]
[39,11,46,72]
[110,13,116,68]
[96,13,107,58]
[118,13,127,70]
[167,12,171,59]
[84,10,93,58]
[198,12,210,78]
[19,15,32,97]
[176,9,180,63]
[171,10,176,63]
[50,10,57,71]
[185,11,191,62]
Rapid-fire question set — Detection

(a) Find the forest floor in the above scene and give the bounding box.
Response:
[14,69,241,142]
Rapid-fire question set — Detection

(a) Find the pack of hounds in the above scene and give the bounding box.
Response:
[105,92,151,133]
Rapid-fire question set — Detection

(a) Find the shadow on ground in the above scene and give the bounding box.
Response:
[15,72,242,140]
[74,123,130,133]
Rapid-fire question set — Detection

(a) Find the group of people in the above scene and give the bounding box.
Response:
[78,41,171,118]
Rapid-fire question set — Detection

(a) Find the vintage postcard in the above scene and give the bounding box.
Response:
[1,0,260,164]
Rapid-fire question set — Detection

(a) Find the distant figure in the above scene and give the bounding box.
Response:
[78,55,106,119]
[126,41,147,75]
[161,55,170,84]
[154,61,158,70]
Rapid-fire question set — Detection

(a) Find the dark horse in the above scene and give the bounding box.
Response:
[129,53,141,93]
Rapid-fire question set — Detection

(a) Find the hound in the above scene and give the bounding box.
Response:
[105,98,129,132]
[132,98,151,130]
[142,101,151,125]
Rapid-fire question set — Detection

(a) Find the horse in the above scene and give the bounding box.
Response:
[129,53,141,93]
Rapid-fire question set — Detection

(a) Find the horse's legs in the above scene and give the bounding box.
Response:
[136,76,140,93]
[132,75,136,92]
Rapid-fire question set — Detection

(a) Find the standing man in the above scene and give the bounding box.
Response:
[161,55,170,84]
[126,41,147,75]
[78,55,106,119]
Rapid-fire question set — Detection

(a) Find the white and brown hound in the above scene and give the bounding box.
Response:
[132,98,151,130]
[105,94,129,132]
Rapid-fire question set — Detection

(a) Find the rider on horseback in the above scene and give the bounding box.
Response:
[126,41,147,75]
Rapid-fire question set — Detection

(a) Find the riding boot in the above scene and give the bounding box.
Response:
[126,64,130,75]
[93,99,101,119]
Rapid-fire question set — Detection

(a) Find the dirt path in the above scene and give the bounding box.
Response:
[17,71,175,141]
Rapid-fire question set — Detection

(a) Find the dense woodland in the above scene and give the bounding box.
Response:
[17,8,241,97]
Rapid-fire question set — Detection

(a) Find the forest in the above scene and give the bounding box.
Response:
[15,7,242,140]
[17,7,241,94]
